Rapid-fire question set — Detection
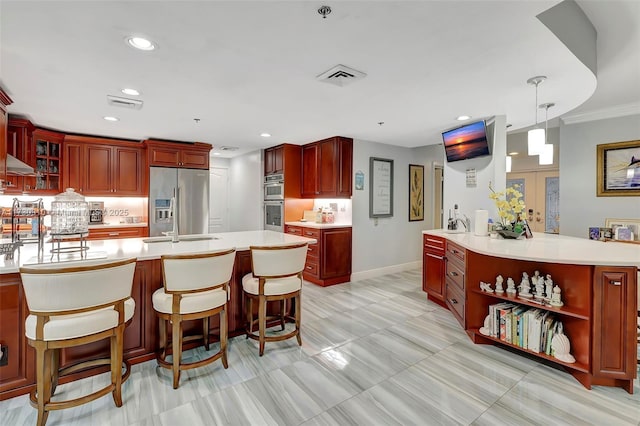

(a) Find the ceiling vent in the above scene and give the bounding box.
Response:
[107,95,143,110]
[316,64,367,87]
[219,146,239,151]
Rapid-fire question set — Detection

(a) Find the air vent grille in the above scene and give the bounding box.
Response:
[219,146,239,151]
[316,64,367,87]
[107,95,143,110]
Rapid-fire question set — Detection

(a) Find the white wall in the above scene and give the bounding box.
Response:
[443,115,507,228]
[351,139,443,279]
[228,150,263,232]
[559,114,640,238]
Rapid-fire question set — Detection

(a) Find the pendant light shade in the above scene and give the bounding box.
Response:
[539,143,554,165]
[526,76,547,156]
[528,128,545,155]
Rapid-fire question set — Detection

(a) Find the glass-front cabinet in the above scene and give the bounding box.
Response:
[33,129,63,193]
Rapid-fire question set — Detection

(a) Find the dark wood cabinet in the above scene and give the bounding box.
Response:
[264,145,284,175]
[0,89,12,187]
[444,241,466,325]
[263,143,302,199]
[87,226,147,240]
[285,225,352,286]
[5,118,36,194]
[422,235,446,307]
[63,135,146,196]
[32,129,63,194]
[145,139,211,169]
[301,136,352,198]
[592,266,637,393]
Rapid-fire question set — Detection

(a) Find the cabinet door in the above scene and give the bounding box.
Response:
[149,145,180,167]
[424,251,445,297]
[84,144,112,194]
[592,266,636,381]
[318,139,338,196]
[264,147,275,175]
[301,144,319,197]
[337,137,353,197]
[180,149,209,169]
[320,227,352,278]
[273,146,284,174]
[63,142,85,192]
[113,146,143,195]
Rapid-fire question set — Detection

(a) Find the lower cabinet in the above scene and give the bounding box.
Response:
[87,226,148,240]
[422,235,445,306]
[285,225,352,286]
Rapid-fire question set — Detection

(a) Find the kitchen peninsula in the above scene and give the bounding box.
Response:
[0,230,316,399]
[422,230,639,393]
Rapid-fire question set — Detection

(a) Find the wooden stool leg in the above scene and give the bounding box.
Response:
[158,318,167,358]
[295,292,302,346]
[111,325,124,407]
[172,316,182,389]
[221,308,228,368]
[259,295,266,356]
[280,300,286,331]
[35,343,50,426]
[50,348,60,397]
[203,317,210,351]
[246,296,253,337]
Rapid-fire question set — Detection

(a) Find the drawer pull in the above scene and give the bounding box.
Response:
[109,232,119,236]
[305,232,314,236]
[449,271,459,277]
[426,253,443,260]
[451,249,459,254]
[306,265,313,270]
[449,298,458,305]
[609,280,622,286]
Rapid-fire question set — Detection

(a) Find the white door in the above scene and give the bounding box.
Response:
[209,167,229,232]
[507,170,559,233]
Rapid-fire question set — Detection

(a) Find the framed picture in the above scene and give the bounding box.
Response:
[369,157,393,218]
[596,140,640,196]
[409,164,424,221]
[605,218,640,241]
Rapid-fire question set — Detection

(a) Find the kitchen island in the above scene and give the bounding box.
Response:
[422,230,639,393]
[0,231,316,399]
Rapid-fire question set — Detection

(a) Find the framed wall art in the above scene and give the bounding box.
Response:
[596,140,640,196]
[409,164,424,221]
[604,218,640,241]
[369,157,393,218]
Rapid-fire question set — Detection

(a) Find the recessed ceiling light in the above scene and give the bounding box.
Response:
[456,115,471,121]
[508,151,519,156]
[126,36,156,51]
[213,152,221,156]
[103,116,119,122]
[121,88,140,96]
[260,133,271,138]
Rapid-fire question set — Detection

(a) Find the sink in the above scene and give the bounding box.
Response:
[142,236,219,243]
[443,229,467,234]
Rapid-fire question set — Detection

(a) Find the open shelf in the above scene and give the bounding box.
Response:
[470,289,590,320]
[469,328,589,373]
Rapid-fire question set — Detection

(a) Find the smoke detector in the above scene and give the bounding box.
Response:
[316,64,367,87]
[107,95,143,110]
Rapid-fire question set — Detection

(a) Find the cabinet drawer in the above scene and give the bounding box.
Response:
[446,241,466,265]
[307,243,319,258]
[445,259,465,291]
[303,260,319,277]
[285,225,302,235]
[445,280,465,323]
[88,227,147,240]
[424,236,445,254]
[301,227,320,240]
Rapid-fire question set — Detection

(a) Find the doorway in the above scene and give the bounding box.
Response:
[507,170,559,233]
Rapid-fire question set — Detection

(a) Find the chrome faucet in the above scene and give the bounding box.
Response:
[455,215,471,232]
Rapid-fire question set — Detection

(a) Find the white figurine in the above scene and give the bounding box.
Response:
[506,277,517,295]
[551,323,575,363]
[495,275,504,294]
[545,274,554,301]
[534,276,545,300]
[479,281,493,293]
[479,314,492,336]
[550,285,564,307]
[518,272,532,298]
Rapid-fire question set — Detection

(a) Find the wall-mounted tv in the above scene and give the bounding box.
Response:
[442,120,491,162]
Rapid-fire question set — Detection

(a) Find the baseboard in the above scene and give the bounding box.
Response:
[351,261,421,282]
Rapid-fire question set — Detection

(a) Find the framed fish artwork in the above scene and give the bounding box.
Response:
[596,140,640,196]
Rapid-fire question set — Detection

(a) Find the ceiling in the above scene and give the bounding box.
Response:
[1,1,638,158]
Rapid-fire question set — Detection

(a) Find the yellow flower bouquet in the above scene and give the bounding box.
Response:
[489,182,526,237]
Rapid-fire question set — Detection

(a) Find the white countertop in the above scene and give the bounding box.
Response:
[285,221,352,229]
[0,230,316,274]
[423,229,640,267]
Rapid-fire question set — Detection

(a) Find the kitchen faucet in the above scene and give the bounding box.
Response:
[447,204,470,232]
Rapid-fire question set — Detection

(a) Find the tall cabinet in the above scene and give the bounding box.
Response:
[5,118,35,193]
[0,90,13,189]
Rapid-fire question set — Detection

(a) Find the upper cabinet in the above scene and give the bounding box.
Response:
[264,145,284,175]
[63,135,146,196]
[264,143,302,198]
[5,118,35,194]
[301,136,352,198]
[33,129,64,194]
[0,89,12,184]
[144,139,211,169]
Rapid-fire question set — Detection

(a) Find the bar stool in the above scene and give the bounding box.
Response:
[19,258,137,426]
[242,243,308,356]
[152,248,236,389]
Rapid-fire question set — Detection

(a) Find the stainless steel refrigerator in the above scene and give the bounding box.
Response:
[149,167,210,237]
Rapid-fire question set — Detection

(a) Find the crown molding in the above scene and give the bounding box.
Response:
[561,102,640,125]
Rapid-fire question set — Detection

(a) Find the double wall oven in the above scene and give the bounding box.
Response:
[264,174,284,232]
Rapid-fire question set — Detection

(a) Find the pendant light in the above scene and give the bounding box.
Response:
[506,155,512,173]
[539,102,555,165]
[527,76,547,156]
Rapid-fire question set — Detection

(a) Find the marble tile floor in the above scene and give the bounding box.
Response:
[2,269,639,426]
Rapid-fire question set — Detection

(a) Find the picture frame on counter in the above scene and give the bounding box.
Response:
[605,218,640,241]
[409,164,424,221]
[596,140,640,197]
[369,157,393,218]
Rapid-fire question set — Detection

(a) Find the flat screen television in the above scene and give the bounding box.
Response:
[442,120,491,162]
